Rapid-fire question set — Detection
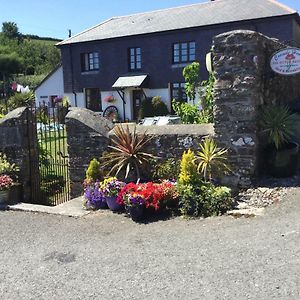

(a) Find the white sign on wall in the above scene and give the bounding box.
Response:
[270,47,300,75]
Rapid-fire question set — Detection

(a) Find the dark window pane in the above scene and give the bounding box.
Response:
[86,88,102,111]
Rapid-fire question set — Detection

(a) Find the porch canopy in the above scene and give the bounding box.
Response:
[112,75,148,89]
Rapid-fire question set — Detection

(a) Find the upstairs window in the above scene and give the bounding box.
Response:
[129,47,142,71]
[81,52,99,72]
[173,41,196,64]
[171,83,187,103]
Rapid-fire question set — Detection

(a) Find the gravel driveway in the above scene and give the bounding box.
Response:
[0,189,300,300]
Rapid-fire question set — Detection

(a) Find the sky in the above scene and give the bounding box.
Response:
[0,0,299,40]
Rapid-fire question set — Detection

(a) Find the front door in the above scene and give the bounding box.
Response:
[132,90,143,121]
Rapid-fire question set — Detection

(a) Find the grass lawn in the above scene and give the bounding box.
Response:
[37,127,70,205]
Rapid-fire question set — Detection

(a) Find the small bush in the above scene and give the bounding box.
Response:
[172,100,203,124]
[152,96,169,116]
[153,158,180,181]
[178,149,199,185]
[139,97,154,119]
[86,158,102,182]
[177,182,233,217]
[7,91,35,110]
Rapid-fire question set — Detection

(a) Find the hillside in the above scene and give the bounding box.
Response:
[0,22,61,90]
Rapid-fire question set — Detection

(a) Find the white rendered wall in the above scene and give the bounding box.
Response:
[65,92,85,108]
[35,66,64,105]
[143,88,170,111]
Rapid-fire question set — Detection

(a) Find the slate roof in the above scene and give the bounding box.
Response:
[57,0,296,46]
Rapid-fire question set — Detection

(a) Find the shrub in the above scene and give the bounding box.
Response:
[86,158,102,182]
[172,100,203,124]
[0,152,19,175]
[153,158,180,181]
[196,138,229,182]
[183,62,200,102]
[177,182,233,217]
[178,149,199,185]
[152,96,169,116]
[7,91,35,110]
[200,73,215,123]
[139,97,154,119]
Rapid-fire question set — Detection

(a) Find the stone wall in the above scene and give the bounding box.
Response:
[65,108,114,198]
[65,107,214,197]
[212,30,300,187]
[0,107,39,202]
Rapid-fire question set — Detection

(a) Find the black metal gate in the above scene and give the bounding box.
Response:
[27,103,70,206]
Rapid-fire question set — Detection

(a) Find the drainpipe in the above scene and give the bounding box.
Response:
[69,44,77,107]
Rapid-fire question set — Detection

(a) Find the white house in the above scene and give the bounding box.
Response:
[35,65,64,106]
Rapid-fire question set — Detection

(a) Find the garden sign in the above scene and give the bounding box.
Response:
[270,47,300,75]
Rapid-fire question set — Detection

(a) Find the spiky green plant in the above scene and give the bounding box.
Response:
[101,125,155,181]
[260,105,300,150]
[196,138,229,182]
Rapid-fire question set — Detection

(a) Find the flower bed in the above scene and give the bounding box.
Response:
[83,179,178,222]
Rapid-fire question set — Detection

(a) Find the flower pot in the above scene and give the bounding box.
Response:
[95,199,108,209]
[0,190,9,204]
[268,142,299,178]
[127,205,145,222]
[106,196,122,211]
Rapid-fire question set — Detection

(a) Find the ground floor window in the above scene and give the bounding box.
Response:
[171,83,187,103]
[85,88,102,111]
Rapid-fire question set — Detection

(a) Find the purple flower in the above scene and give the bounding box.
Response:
[84,181,106,208]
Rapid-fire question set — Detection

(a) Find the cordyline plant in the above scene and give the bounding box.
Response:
[260,105,300,150]
[196,138,230,182]
[101,125,155,181]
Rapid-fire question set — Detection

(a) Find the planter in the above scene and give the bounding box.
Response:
[268,142,299,177]
[96,200,108,210]
[106,196,123,211]
[0,190,9,204]
[127,205,145,222]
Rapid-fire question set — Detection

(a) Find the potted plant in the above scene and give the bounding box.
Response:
[117,183,146,221]
[101,177,125,211]
[0,174,14,204]
[0,153,19,204]
[83,181,107,210]
[260,105,300,177]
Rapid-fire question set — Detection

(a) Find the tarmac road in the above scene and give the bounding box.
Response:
[0,189,299,300]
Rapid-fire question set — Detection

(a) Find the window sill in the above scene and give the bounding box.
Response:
[81,71,99,75]
[171,63,191,69]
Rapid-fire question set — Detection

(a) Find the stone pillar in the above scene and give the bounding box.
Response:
[65,108,114,198]
[212,30,266,187]
[0,107,39,202]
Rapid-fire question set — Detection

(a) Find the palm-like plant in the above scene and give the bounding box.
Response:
[260,105,300,150]
[196,138,229,182]
[101,125,155,181]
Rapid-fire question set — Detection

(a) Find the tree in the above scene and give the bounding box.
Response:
[2,22,20,40]
[0,52,23,76]
[182,62,200,103]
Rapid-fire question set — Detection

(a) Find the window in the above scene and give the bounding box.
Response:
[85,88,102,111]
[81,52,99,72]
[173,41,196,64]
[171,83,187,102]
[129,47,142,71]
